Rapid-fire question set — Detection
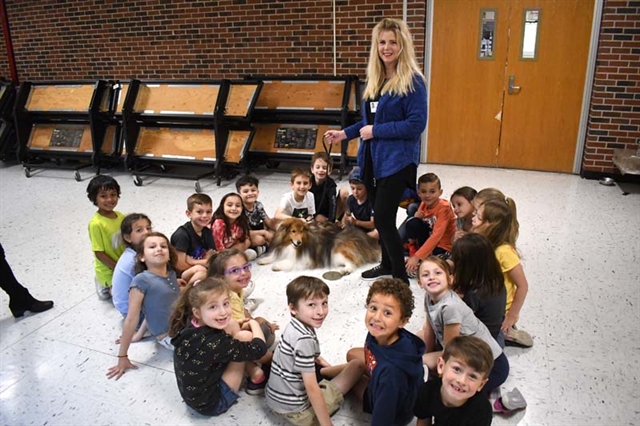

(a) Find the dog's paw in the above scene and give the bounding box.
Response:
[271,265,281,271]
[257,257,271,265]
[339,268,351,276]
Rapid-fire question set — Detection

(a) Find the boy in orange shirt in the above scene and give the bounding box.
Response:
[404,173,456,277]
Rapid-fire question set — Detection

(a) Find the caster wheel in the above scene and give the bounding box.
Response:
[133,175,142,187]
[74,171,82,182]
[24,167,31,178]
[195,181,202,193]
[266,160,280,169]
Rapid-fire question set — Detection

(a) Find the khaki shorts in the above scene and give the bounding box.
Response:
[280,380,344,426]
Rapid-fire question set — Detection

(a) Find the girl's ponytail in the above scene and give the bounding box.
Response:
[504,197,519,244]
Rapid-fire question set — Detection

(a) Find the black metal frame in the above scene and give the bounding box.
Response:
[0,82,17,161]
[243,74,361,179]
[13,80,119,181]
[122,79,261,191]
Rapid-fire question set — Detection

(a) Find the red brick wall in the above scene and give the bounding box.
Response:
[0,11,11,79]
[0,0,425,81]
[582,0,640,176]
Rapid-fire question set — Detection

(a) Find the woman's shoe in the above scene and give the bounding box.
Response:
[9,298,54,318]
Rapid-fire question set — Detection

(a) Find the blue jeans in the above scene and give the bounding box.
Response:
[212,379,239,415]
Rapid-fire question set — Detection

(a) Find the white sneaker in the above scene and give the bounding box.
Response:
[245,249,257,261]
[255,245,267,257]
[95,280,111,300]
[244,298,260,313]
[243,280,255,299]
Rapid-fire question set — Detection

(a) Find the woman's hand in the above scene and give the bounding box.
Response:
[323,130,346,144]
[106,357,138,380]
[359,125,373,140]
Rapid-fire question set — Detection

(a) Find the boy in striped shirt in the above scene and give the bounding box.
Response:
[266,276,364,425]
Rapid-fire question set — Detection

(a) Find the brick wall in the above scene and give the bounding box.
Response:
[0,11,10,79]
[0,0,425,81]
[582,0,640,176]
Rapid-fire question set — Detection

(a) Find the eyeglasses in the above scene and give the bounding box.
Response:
[224,263,252,276]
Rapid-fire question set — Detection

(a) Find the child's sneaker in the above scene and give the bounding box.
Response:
[95,281,111,300]
[246,375,267,395]
[244,298,260,313]
[255,245,267,257]
[493,387,527,414]
[505,326,534,347]
[245,249,258,261]
[243,281,255,299]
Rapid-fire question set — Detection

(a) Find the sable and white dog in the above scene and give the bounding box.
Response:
[257,218,380,275]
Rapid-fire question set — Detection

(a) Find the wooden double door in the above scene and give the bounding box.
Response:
[427,0,595,173]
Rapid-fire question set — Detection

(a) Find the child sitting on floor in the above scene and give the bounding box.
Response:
[450,186,477,243]
[347,278,425,426]
[274,168,316,223]
[207,249,279,395]
[266,276,364,425]
[340,167,378,240]
[86,175,126,300]
[404,173,457,277]
[211,193,256,260]
[236,174,276,256]
[419,256,509,396]
[309,152,348,223]
[471,192,533,348]
[170,277,267,416]
[170,193,215,282]
[414,335,494,426]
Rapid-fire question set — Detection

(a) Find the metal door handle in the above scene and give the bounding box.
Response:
[508,75,521,94]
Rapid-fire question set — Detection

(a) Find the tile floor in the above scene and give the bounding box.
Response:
[0,162,638,425]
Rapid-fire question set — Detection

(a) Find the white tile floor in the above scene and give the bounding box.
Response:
[0,162,639,425]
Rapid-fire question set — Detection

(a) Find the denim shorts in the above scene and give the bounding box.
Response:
[212,379,239,416]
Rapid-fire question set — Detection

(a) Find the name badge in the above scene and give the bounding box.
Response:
[370,101,378,113]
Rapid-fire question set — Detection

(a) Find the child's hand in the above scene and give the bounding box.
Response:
[414,210,425,219]
[316,356,331,368]
[115,335,142,344]
[177,278,188,288]
[405,256,420,275]
[106,357,138,380]
[501,312,518,332]
[453,230,466,243]
[239,318,252,331]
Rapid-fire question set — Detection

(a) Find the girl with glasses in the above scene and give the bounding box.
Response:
[206,249,279,395]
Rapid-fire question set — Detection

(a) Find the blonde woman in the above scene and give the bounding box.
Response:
[324,18,427,284]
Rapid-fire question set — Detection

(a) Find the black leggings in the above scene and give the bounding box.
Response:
[372,164,416,281]
[0,243,31,303]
